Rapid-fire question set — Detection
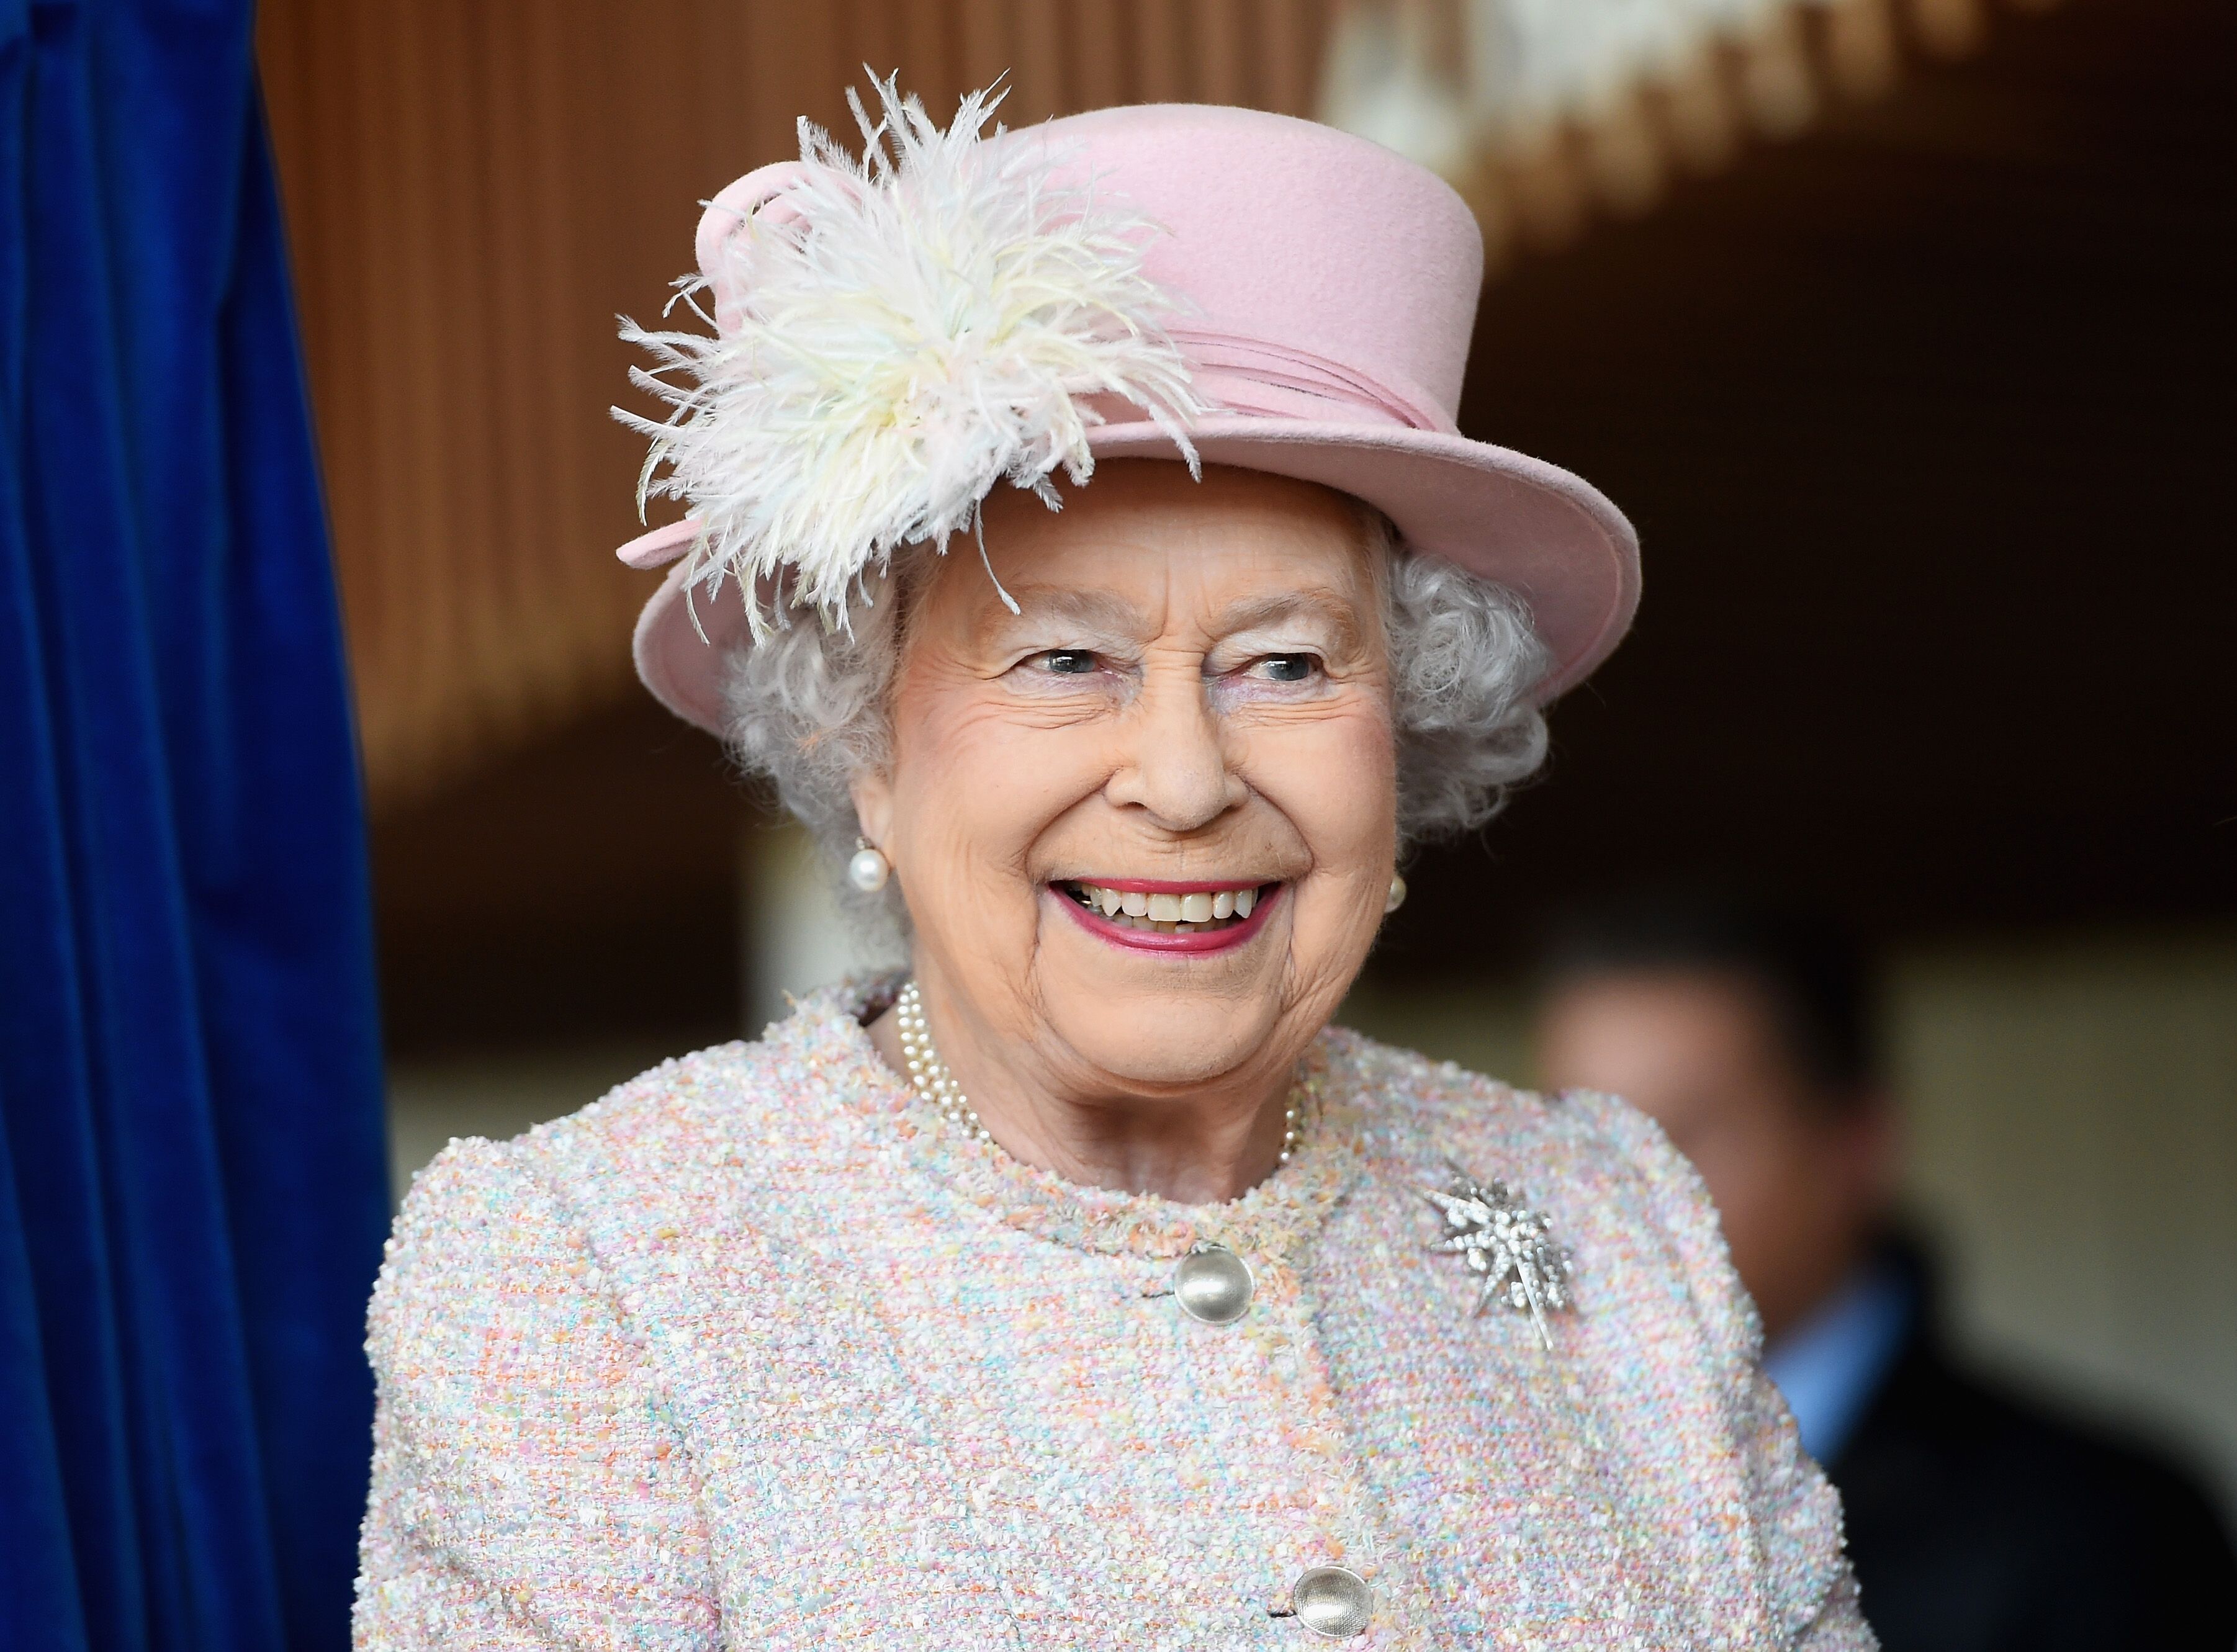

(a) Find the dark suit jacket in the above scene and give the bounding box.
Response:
[1829,1296,2237,1652]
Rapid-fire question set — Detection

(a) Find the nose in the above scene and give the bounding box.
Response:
[1103,665,1246,833]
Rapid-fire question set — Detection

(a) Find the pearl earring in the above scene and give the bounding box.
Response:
[847,837,891,894]
[1385,873,1407,914]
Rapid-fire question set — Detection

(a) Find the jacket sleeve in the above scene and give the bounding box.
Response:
[1567,1089,1879,1652]
[1735,1358,1879,1650]
[353,1137,720,1651]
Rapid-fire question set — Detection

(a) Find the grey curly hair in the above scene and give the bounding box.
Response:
[720,508,1551,928]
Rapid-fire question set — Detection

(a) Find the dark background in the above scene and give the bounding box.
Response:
[1429,0,2236,961]
[372,0,2235,1058]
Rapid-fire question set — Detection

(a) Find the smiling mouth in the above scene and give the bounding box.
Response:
[1056,879,1280,936]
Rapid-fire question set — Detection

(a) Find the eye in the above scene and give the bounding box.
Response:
[1040,649,1100,675]
[1256,653,1322,683]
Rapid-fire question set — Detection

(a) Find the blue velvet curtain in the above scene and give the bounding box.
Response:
[0,2,389,1648]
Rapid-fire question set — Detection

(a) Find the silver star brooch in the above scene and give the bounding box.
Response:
[1424,1163,1575,1348]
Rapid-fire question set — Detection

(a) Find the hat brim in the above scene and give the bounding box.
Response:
[632,416,1640,737]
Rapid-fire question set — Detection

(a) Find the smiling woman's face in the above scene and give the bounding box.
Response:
[853,460,1398,1103]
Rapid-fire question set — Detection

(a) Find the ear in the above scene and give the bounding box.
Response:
[850,770,895,855]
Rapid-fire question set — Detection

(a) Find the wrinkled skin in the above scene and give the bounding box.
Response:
[855,462,1397,1203]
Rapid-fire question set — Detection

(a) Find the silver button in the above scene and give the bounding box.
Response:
[1173,1242,1254,1324]
[1292,1566,1374,1638]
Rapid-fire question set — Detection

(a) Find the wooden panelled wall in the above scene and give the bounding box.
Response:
[258,1,1333,812]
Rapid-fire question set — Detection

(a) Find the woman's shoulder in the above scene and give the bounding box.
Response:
[403,984,885,1211]
[380,984,894,1286]
[1323,1023,1757,1362]
[1323,1020,1680,1171]
[367,1030,799,1397]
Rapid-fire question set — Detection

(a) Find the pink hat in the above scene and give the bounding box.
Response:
[618,96,1639,737]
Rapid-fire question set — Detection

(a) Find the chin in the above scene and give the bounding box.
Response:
[1044,987,1285,1090]
[1034,880,1295,1088]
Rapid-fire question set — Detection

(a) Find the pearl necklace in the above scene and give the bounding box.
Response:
[892,979,1303,1162]
[894,980,993,1145]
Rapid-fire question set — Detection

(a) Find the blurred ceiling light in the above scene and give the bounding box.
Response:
[1321,0,2046,263]
[1320,1,1477,177]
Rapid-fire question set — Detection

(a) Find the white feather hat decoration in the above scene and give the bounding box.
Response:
[616,76,1209,635]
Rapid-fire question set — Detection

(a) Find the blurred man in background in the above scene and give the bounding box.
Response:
[1532,892,2236,1651]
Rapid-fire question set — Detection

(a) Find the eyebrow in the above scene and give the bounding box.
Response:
[968,583,1368,652]
[1210,590,1366,653]
[970,586,1147,648]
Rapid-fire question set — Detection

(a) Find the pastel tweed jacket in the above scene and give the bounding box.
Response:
[356,983,1872,1650]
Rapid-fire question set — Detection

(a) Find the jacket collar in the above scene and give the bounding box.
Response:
[779,979,1368,1265]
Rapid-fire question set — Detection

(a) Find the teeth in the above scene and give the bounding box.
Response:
[1063,881,1271,931]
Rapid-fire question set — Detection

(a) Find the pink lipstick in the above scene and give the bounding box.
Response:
[1049,879,1284,955]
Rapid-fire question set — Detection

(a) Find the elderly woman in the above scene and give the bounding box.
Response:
[356,86,1870,1649]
